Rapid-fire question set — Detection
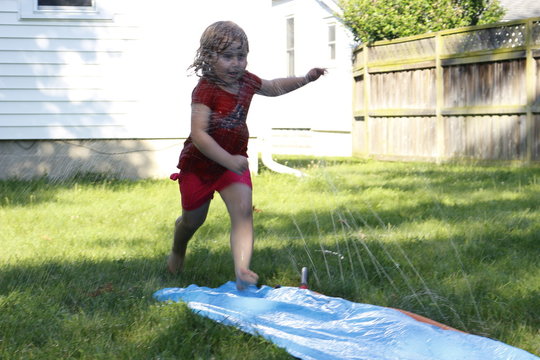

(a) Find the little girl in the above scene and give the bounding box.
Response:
[168,21,326,290]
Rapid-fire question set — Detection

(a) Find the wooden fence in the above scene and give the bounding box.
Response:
[352,17,540,162]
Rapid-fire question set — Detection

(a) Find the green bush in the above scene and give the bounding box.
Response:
[338,0,506,43]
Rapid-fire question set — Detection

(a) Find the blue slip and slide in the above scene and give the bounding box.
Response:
[153,282,539,360]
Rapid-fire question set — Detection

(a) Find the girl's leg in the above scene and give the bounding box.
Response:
[167,200,211,274]
[219,182,259,290]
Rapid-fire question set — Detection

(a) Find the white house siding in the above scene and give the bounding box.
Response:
[0,0,353,180]
[499,0,540,21]
[254,0,354,157]
[0,0,270,140]
[0,0,141,140]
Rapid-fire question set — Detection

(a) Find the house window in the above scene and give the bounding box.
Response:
[38,0,92,5]
[19,0,112,20]
[286,17,295,76]
[328,24,336,60]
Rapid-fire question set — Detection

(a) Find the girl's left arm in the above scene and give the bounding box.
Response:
[257,68,326,97]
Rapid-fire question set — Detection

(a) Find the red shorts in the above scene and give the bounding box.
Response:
[178,170,252,211]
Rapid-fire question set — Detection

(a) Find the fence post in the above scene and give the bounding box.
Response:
[525,19,535,163]
[435,33,445,162]
[363,44,371,157]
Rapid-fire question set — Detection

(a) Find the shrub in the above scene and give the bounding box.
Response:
[338,0,506,43]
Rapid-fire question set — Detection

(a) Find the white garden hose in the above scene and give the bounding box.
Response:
[260,130,306,177]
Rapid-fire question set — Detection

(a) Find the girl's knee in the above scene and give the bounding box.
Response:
[177,214,206,231]
[241,201,253,218]
[177,201,210,231]
[231,200,253,220]
[220,183,252,217]
[175,216,183,227]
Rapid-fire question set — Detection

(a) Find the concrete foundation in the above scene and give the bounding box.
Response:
[0,139,190,180]
[0,130,350,181]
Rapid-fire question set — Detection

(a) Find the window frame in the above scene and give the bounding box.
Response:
[328,23,336,61]
[19,0,113,20]
[286,16,295,77]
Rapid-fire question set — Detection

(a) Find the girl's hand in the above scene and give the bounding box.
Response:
[228,155,249,175]
[306,68,327,82]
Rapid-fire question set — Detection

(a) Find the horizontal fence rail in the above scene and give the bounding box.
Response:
[352,17,540,162]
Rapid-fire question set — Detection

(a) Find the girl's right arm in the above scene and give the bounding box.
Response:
[190,103,249,175]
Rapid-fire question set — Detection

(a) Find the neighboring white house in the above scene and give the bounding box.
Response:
[499,0,540,21]
[0,0,355,179]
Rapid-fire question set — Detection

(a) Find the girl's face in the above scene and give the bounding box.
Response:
[213,40,248,87]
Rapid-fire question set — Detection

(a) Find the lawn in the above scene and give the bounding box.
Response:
[1,157,539,359]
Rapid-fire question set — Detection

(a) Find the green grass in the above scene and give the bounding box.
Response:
[1,157,539,359]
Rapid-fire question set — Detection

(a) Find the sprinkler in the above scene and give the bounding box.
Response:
[300,267,309,289]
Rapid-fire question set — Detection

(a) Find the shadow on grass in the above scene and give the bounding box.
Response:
[0,174,152,207]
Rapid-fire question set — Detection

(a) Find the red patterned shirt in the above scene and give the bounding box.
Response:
[177,71,262,182]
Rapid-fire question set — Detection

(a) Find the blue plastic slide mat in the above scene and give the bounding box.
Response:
[153,282,539,360]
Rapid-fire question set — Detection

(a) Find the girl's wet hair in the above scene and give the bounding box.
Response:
[189,21,249,80]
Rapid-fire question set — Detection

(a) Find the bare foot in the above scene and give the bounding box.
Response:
[167,252,184,274]
[235,268,259,290]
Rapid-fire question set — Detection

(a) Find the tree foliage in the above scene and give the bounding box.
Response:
[338,0,506,43]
